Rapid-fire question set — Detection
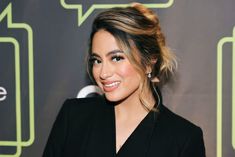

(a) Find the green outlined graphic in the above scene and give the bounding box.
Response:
[217,26,235,157]
[0,3,35,157]
[60,0,174,26]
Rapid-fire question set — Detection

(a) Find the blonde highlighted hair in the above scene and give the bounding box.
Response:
[87,3,177,110]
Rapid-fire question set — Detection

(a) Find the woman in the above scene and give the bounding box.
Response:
[43,3,206,157]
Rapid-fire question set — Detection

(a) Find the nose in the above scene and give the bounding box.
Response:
[99,63,113,80]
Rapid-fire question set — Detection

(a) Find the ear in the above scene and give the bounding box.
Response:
[146,58,160,83]
[151,58,157,64]
[146,58,158,73]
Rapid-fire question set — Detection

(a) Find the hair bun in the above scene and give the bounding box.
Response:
[131,3,158,25]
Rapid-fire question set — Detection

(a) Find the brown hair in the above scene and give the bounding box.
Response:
[87,3,177,110]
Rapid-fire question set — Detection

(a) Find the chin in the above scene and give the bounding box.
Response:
[104,92,123,102]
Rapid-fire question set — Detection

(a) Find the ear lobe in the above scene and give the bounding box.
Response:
[148,58,159,83]
[146,66,152,74]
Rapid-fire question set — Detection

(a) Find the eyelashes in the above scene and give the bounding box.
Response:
[111,55,124,62]
[89,55,125,65]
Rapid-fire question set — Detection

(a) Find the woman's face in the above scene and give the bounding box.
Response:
[91,29,141,102]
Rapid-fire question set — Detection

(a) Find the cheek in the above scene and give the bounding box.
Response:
[92,67,99,82]
[118,63,140,80]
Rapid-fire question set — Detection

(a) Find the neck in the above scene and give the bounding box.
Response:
[114,89,155,121]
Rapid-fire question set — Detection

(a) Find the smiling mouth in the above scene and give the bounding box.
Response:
[102,81,121,92]
[104,82,120,87]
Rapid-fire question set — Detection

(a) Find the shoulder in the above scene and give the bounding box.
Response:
[160,105,202,132]
[62,95,106,110]
[158,105,204,144]
[64,95,105,105]
[58,95,107,120]
[155,105,206,156]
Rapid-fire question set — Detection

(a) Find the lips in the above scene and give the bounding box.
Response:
[101,81,121,92]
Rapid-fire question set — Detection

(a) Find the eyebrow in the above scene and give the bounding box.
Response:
[91,49,124,58]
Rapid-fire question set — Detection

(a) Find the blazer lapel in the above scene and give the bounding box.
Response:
[116,110,157,157]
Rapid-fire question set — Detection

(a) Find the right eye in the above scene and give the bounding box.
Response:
[89,58,101,65]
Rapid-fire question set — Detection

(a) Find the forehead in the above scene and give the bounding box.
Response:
[91,30,121,55]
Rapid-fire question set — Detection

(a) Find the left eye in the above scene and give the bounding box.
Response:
[111,56,124,62]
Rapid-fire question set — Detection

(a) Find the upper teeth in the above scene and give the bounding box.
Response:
[104,82,120,87]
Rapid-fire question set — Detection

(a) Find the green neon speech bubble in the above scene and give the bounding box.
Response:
[0,3,35,157]
[60,0,174,26]
[0,38,22,157]
[217,26,235,157]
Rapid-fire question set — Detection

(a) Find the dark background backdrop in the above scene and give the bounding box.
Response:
[0,0,235,156]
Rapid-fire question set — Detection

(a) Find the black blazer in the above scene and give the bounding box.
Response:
[43,96,206,157]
